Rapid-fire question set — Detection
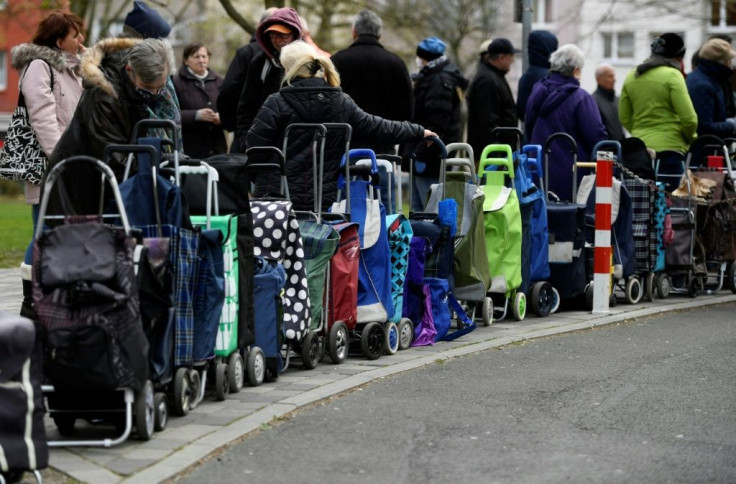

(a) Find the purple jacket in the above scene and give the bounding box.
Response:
[526,72,607,201]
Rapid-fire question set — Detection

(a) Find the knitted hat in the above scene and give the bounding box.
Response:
[699,38,736,65]
[487,38,521,55]
[416,37,446,61]
[124,1,171,39]
[650,33,685,59]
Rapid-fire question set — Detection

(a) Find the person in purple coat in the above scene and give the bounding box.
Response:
[525,44,608,202]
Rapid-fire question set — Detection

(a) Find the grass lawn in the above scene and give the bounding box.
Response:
[0,196,32,269]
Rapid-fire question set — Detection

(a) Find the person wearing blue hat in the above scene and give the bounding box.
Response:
[408,36,469,211]
[467,37,521,157]
[123,0,172,39]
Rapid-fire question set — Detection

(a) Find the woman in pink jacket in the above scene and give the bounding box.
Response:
[10,11,85,319]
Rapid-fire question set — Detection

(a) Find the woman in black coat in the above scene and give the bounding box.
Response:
[173,42,227,158]
[247,40,436,211]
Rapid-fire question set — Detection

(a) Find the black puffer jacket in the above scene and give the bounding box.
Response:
[409,57,469,177]
[246,77,426,211]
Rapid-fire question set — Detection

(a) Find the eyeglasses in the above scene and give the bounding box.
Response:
[268,31,293,41]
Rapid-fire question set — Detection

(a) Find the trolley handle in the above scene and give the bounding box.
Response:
[245,146,290,200]
[491,126,524,151]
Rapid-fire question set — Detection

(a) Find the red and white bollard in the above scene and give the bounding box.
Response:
[592,150,614,314]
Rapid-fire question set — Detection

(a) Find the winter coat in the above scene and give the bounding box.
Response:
[517,30,558,121]
[218,38,262,132]
[409,56,469,177]
[467,60,519,159]
[173,64,227,158]
[47,38,180,217]
[332,35,414,154]
[10,44,83,204]
[619,58,697,154]
[246,77,426,211]
[526,71,607,202]
[686,59,736,139]
[592,86,625,141]
[234,8,303,152]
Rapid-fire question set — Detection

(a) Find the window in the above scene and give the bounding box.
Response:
[534,0,555,24]
[602,32,635,60]
[0,51,7,91]
[711,0,736,27]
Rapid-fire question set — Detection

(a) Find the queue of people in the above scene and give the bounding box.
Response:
[9,3,736,322]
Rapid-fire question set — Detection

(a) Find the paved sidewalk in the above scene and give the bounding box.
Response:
[1,266,734,484]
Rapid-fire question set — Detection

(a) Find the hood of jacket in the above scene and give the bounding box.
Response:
[635,54,681,76]
[11,43,68,73]
[527,30,559,68]
[414,57,469,90]
[532,71,580,116]
[78,37,140,98]
[255,8,303,61]
[278,77,342,119]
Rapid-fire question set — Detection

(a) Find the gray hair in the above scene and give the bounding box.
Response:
[595,63,614,78]
[126,38,175,84]
[550,44,585,77]
[353,10,382,38]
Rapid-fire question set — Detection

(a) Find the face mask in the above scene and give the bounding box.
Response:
[134,86,165,103]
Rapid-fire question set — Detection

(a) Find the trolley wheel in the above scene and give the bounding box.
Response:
[397,318,414,350]
[481,296,493,326]
[688,277,703,298]
[728,263,736,294]
[153,393,168,432]
[625,277,643,304]
[513,291,526,321]
[53,415,76,437]
[246,347,265,386]
[384,321,399,355]
[228,351,244,393]
[215,363,229,401]
[301,331,320,370]
[656,273,671,299]
[188,369,201,410]
[644,272,656,302]
[530,282,555,317]
[329,321,349,363]
[172,367,191,416]
[550,286,561,314]
[360,322,385,360]
[135,380,155,441]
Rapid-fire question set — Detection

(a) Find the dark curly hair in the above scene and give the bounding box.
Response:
[32,11,84,49]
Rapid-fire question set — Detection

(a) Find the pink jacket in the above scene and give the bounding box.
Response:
[12,44,83,204]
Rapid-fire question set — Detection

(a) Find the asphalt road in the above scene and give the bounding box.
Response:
[174,304,736,484]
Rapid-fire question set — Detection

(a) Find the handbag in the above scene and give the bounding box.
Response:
[0,63,54,185]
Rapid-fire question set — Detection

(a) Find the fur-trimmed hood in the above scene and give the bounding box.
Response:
[79,37,140,98]
[11,43,68,72]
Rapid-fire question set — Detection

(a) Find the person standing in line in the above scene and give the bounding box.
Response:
[517,30,558,124]
[619,33,697,190]
[246,40,436,212]
[233,7,302,153]
[331,10,414,155]
[11,11,85,320]
[466,38,521,158]
[591,63,625,141]
[525,44,607,202]
[686,38,736,140]
[218,7,276,143]
[173,43,227,158]
[408,36,469,211]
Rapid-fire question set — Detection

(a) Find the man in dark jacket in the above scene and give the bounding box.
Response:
[409,36,469,211]
[687,38,736,139]
[217,8,276,139]
[592,63,625,141]
[517,30,558,123]
[467,38,520,159]
[332,10,414,155]
[234,7,302,153]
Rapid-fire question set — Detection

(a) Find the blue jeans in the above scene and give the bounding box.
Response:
[24,204,40,265]
[655,150,685,193]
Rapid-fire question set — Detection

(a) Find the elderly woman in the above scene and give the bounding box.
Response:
[246,40,436,211]
[525,44,607,202]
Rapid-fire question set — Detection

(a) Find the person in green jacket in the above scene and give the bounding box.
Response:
[619,32,697,191]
